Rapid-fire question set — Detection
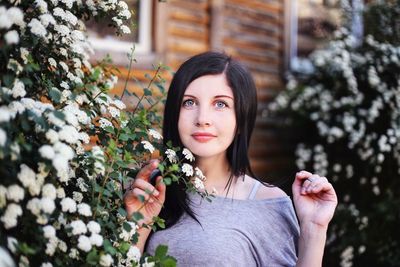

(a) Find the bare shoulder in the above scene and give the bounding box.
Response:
[246,176,288,200]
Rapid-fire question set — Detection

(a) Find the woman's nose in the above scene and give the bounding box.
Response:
[195,107,211,127]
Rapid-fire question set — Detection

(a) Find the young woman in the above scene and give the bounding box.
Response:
[124,52,338,266]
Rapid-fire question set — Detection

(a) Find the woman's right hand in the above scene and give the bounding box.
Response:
[124,159,166,226]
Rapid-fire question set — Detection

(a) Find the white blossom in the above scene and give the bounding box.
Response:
[120,25,131,34]
[18,164,36,189]
[89,233,103,247]
[28,18,47,37]
[39,145,56,159]
[165,149,177,163]
[182,148,195,162]
[181,163,193,177]
[99,254,114,267]
[42,184,57,200]
[60,197,77,213]
[87,221,101,234]
[0,203,22,229]
[6,184,25,202]
[126,245,141,263]
[77,203,92,217]
[77,235,92,252]
[11,79,25,98]
[70,220,87,235]
[43,225,56,238]
[148,129,162,140]
[40,197,56,214]
[141,140,155,154]
[99,118,113,129]
[5,30,19,44]
[0,128,7,147]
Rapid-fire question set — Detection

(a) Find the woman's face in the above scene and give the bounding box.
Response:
[178,74,237,159]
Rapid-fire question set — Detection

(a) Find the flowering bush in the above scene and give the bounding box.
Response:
[269,2,400,267]
[0,1,210,267]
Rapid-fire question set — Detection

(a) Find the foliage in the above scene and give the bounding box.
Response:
[269,2,400,267]
[0,1,210,267]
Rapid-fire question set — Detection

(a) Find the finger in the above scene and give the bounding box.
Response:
[292,170,313,195]
[154,176,166,203]
[133,178,160,196]
[132,188,154,203]
[303,178,325,194]
[136,159,159,182]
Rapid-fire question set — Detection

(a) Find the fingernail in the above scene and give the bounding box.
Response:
[149,198,154,203]
[154,190,160,196]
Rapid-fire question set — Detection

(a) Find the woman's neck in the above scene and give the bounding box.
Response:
[195,154,235,194]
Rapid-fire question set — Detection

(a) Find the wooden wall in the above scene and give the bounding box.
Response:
[110,0,296,182]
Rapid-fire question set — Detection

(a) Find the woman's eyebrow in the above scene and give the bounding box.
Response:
[214,95,234,100]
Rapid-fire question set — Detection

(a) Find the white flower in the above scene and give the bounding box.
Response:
[35,0,48,13]
[0,128,7,146]
[165,149,177,163]
[119,222,137,241]
[39,145,55,159]
[5,30,19,44]
[7,237,18,253]
[142,258,155,267]
[126,245,141,262]
[43,225,56,238]
[11,79,25,98]
[181,163,193,177]
[27,198,41,215]
[194,167,206,180]
[58,125,80,144]
[40,14,56,27]
[60,197,77,213]
[193,177,205,190]
[141,141,155,154]
[41,262,53,267]
[77,235,92,252]
[182,148,195,162]
[72,191,83,203]
[89,233,103,247]
[77,203,92,217]
[99,254,114,267]
[108,106,120,118]
[45,129,59,143]
[113,99,125,109]
[69,248,79,259]
[120,25,131,34]
[48,58,57,68]
[18,164,36,189]
[87,221,101,234]
[70,220,87,235]
[55,24,70,36]
[42,184,57,200]
[40,197,56,214]
[60,81,70,90]
[56,187,66,198]
[99,118,113,129]
[148,129,162,140]
[0,107,11,122]
[119,9,131,19]
[0,203,22,229]
[28,18,47,37]
[6,185,24,202]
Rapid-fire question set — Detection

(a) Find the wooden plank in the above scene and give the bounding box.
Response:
[224,3,282,23]
[224,37,282,51]
[224,17,282,38]
[168,0,208,11]
[169,7,209,25]
[168,22,208,41]
[226,0,283,13]
[168,37,209,54]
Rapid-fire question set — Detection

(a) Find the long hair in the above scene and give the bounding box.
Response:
[160,51,258,227]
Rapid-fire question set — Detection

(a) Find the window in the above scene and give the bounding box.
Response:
[87,0,153,63]
[285,0,364,73]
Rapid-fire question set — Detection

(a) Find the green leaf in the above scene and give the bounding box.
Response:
[162,258,177,267]
[49,87,61,103]
[103,239,117,255]
[2,74,14,87]
[143,88,152,96]
[155,245,168,258]
[118,207,127,217]
[132,211,144,221]
[86,249,99,265]
[118,242,131,254]
[163,177,171,185]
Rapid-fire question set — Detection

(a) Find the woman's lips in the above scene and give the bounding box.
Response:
[191,133,216,143]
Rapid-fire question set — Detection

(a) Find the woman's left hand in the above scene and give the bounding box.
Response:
[292,170,338,228]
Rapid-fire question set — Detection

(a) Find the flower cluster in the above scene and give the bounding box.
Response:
[269,19,400,267]
[0,1,182,267]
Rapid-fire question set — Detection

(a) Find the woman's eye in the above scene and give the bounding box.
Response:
[183,99,195,107]
[215,101,227,108]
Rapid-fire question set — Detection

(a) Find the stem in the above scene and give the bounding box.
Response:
[121,45,136,99]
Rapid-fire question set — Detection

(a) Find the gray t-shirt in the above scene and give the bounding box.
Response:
[146,186,300,267]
